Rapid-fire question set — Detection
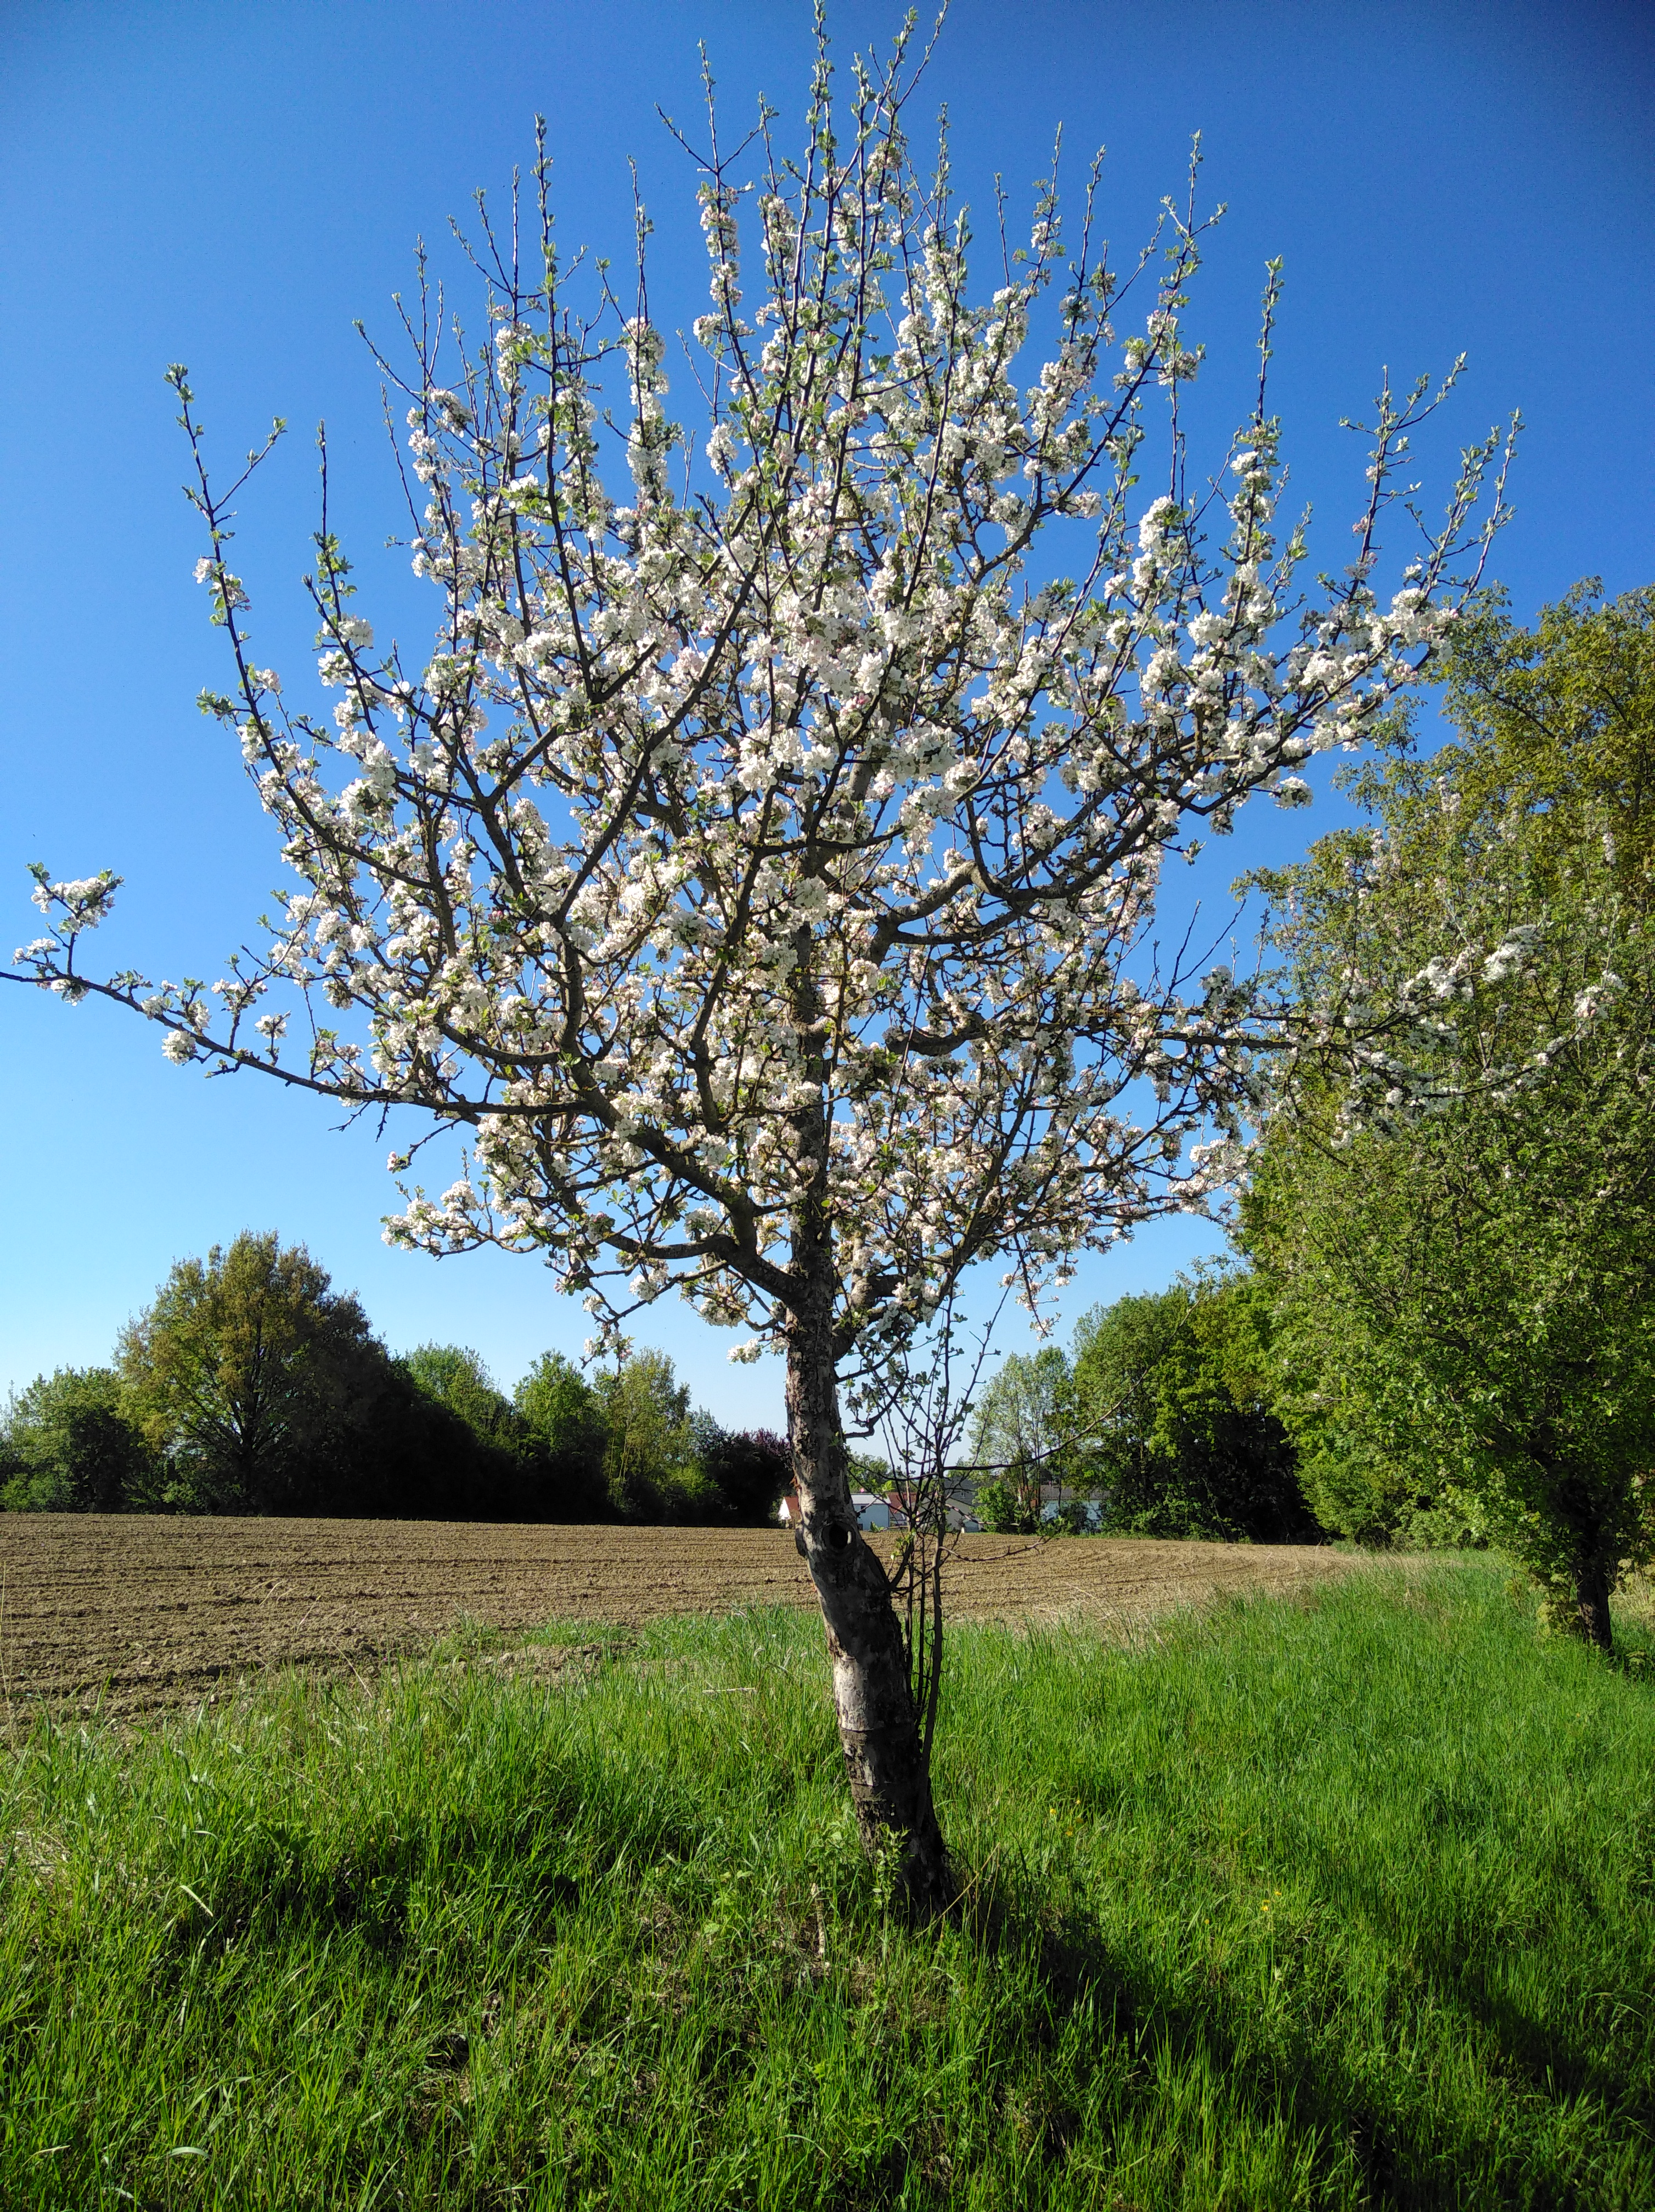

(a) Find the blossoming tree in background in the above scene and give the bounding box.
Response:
[10,24,1508,1907]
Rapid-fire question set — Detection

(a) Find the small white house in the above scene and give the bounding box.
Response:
[1038,1483,1105,1531]
[778,1490,891,1532]
[887,1480,983,1534]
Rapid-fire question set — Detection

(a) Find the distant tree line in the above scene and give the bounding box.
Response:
[0,1231,789,1523]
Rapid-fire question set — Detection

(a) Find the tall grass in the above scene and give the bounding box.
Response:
[3,1560,1653,2209]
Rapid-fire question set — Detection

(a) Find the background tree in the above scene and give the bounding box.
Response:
[1432,579,1655,899]
[119,1232,398,1511]
[1069,1270,1313,1541]
[402,1342,526,1452]
[116,1234,534,1519]
[594,1350,727,1521]
[9,28,1506,1904]
[398,1339,558,1517]
[694,1418,793,1525]
[1245,583,1655,1644]
[514,1350,611,1519]
[845,1451,893,1493]
[965,1345,1078,1532]
[0,1367,159,1513]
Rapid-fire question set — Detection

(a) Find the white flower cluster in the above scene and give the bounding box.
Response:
[1482,923,1544,984]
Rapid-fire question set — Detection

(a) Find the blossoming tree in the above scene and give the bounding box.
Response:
[9,30,1506,1906]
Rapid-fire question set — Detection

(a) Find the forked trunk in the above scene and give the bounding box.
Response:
[785,1269,952,1918]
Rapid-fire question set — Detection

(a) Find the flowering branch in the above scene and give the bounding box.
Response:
[10,25,1512,1380]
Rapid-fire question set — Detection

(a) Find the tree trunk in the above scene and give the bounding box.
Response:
[784,1262,952,1918]
[1573,1551,1614,1651]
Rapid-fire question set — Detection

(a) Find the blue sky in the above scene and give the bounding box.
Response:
[2,0,1651,1425]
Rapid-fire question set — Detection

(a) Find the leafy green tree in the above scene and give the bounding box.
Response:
[514,1351,611,1520]
[402,1344,524,1451]
[399,1340,567,1519]
[847,1451,888,1483]
[1247,967,1655,1640]
[968,1477,1033,1535]
[0,1367,159,1513]
[965,1347,1079,1532]
[119,1232,397,1513]
[1431,579,1655,902]
[1071,1272,1313,1540]
[593,1352,725,1523]
[1245,583,1655,1644]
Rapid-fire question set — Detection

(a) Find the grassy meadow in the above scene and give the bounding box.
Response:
[3,1559,1654,2210]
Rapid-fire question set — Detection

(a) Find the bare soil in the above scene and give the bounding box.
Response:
[0,1515,1368,1720]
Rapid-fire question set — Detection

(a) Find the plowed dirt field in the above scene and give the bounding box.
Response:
[0,1515,1365,1718]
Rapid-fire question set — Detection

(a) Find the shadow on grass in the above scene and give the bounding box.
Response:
[151,1770,706,1972]
[25,1589,1651,2212]
[1300,1826,1655,2137]
[117,1725,1646,2208]
[945,1859,1646,2212]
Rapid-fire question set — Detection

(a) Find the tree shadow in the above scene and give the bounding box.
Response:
[91,1711,1654,2210]
[1295,1822,1655,2135]
[950,1865,1645,2211]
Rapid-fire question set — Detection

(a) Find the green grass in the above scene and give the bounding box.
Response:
[3,1560,1654,2210]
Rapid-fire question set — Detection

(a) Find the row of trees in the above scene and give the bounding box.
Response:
[0,1232,789,1523]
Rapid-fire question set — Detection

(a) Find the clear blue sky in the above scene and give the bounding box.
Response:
[2,0,1651,1425]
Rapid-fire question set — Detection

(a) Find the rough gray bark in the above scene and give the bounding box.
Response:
[784,1206,952,1917]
